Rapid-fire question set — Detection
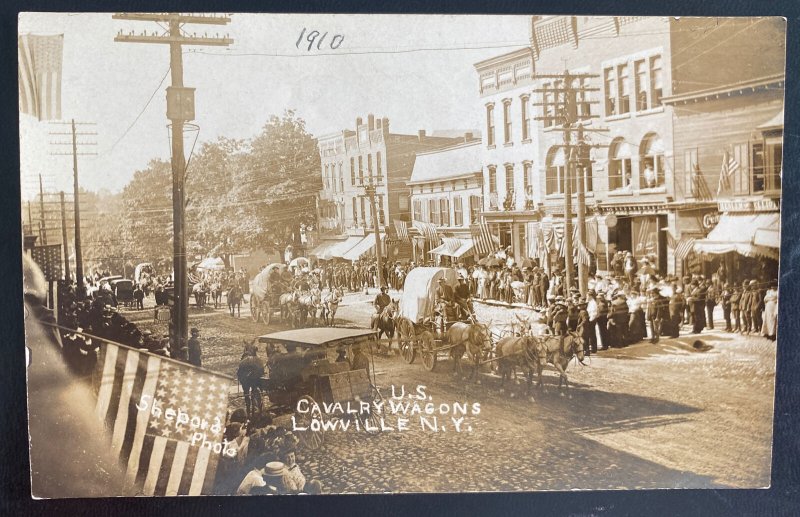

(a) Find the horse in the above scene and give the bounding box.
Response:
[531,332,585,390]
[320,287,343,327]
[210,281,223,309]
[446,321,493,380]
[237,340,265,418]
[295,289,320,327]
[495,335,540,396]
[279,291,299,327]
[372,300,398,354]
[227,284,243,317]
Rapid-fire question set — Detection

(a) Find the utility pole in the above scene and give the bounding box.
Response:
[50,119,97,296]
[113,13,232,351]
[60,191,71,284]
[362,182,384,290]
[533,70,607,294]
[38,174,46,245]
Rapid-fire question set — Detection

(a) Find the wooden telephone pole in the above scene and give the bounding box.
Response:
[533,70,606,295]
[50,120,97,293]
[113,13,232,350]
[361,182,384,290]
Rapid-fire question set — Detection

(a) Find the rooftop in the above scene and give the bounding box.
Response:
[408,140,482,185]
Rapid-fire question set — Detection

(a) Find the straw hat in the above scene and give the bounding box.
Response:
[264,461,288,478]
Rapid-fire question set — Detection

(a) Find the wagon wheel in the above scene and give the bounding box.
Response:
[294,395,324,451]
[359,385,384,435]
[250,296,260,322]
[262,298,271,325]
[421,340,437,372]
[400,338,416,364]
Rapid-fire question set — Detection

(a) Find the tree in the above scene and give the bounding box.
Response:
[230,110,321,252]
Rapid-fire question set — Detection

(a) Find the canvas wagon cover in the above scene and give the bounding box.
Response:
[251,263,285,299]
[398,267,458,323]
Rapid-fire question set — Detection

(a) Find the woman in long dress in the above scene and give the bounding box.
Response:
[762,283,778,340]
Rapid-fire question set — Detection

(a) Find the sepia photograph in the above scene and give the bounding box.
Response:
[19,13,785,497]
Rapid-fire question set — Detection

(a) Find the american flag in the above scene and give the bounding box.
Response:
[18,34,63,121]
[413,221,439,245]
[393,219,409,242]
[691,162,713,201]
[93,341,232,496]
[664,229,696,261]
[716,150,740,196]
[30,244,62,281]
[471,219,495,256]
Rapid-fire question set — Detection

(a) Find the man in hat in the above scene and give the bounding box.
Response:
[669,287,685,338]
[705,279,717,330]
[576,298,592,356]
[552,296,569,336]
[454,276,473,320]
[585,290,599,353]
[721,283,733,332]
[730,284,742,333]
[435,277,455,310]
[690,280,707,334]
[350,343,370,378]
[609,292,630,347]
[188,328,202,367]
[280,446,322,494]
[647,286,669,344]
[371,285,391,330]
[749,279,765,334]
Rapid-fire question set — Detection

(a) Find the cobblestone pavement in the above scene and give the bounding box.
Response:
[124,287,775,491]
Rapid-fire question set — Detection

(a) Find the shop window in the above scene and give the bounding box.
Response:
[454,196,463,226]
[546,147,566,195]
[639,133,665,188]
[486,104,495,146]
[609,139,633,191]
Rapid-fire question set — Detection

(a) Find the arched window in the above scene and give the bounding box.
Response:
[546,147,566,195]
[608,138,632,191]
[639,133,665,189]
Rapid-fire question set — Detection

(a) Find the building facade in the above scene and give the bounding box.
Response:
[313,116,462,261]
[474,16,785,276]
[408,138,483,263]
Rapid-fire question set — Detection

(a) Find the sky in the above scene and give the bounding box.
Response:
[19,13,532,198]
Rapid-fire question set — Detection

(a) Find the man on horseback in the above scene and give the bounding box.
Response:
[371,285,391,329]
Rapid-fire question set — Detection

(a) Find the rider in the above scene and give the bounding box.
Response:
[371,285,391,329]
[453,276,474,321]
[435,277,456,332]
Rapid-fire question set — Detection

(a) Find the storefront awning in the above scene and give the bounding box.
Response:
[754,228,780,249]
[309,239,346,260]
[328,235,365,259]
[341,233,386,262]
[693,212,780,260]
[429,238,475,258]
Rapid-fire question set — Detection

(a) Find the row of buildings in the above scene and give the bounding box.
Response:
[310,16,784,283]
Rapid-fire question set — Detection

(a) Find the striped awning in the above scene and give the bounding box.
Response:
[693,212,779,260]
[429,238,475,258]
[341,233,386,262]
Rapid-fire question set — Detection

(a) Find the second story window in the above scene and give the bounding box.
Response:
[469,195,481,222]
[617,63,630,115]
[376,151,382,182]
[350,157,356,186]
[520,95,531,141]
[358,156,364,184]
[503,99,512,144]
[650,55,663,107]
[505,164,515,196]
[609,139,633,191]
[486,104,495,146]
[367,154,373,178]
[488,166,497,194]
[339,163,344,191]
[604,68,616,116]
[453,196,463,226]
[635,59,648,111]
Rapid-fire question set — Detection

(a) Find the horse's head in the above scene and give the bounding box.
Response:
[471,323,493,352]
[567,332,585,363]
[242,339,258,358]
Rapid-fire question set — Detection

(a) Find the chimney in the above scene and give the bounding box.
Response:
[376,118,382,129]
[381,117,390,134]
[464,132,473,142]
[418,129,426,142]
[368,114,375,130]
[356,117,363,127]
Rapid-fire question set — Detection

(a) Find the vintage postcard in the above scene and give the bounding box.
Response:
[20,13,784,497]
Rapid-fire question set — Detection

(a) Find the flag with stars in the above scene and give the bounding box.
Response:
[30,244,62,281]
[92,340,232,496]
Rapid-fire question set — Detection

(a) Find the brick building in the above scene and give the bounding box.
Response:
[474,16,785,276]
[312,116,462,262]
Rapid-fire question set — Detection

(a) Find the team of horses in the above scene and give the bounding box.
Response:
[278,286,344,328]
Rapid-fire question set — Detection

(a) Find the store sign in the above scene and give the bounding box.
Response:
[718,198,779,213]
[604,214,618,228]
[702,212,721,230]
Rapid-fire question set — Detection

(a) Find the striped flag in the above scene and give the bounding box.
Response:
[471,219,494,256]
[413,221,439,245]
[674,237,696,261]
[93,341,232,496]
[393,219,409,242]
[664,228,678,249]
[691,162,714,201]
[18,34,63,121]
[716,150,740,196]
[576,242,592,266]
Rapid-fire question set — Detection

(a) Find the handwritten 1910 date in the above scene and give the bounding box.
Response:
[296,28,345,51]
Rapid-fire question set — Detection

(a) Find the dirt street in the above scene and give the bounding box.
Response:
[126,289,775,491]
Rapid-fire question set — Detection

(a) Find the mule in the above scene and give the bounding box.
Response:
[531,332,585,390]
[446,321,493,381]
[295,289,320,327]
[495,335,540,395]
[320,287,343,327]
[227,285,243,317]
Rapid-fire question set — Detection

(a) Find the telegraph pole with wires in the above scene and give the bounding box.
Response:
[50,119,97,294]
[360,181,384,291]
[112,13,232,351]
[533,70,606,295]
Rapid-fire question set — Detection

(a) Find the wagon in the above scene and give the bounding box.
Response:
[111,278,135,307]
[396,267,474,372]
[249,263,287,325]
[249,327,383,450]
